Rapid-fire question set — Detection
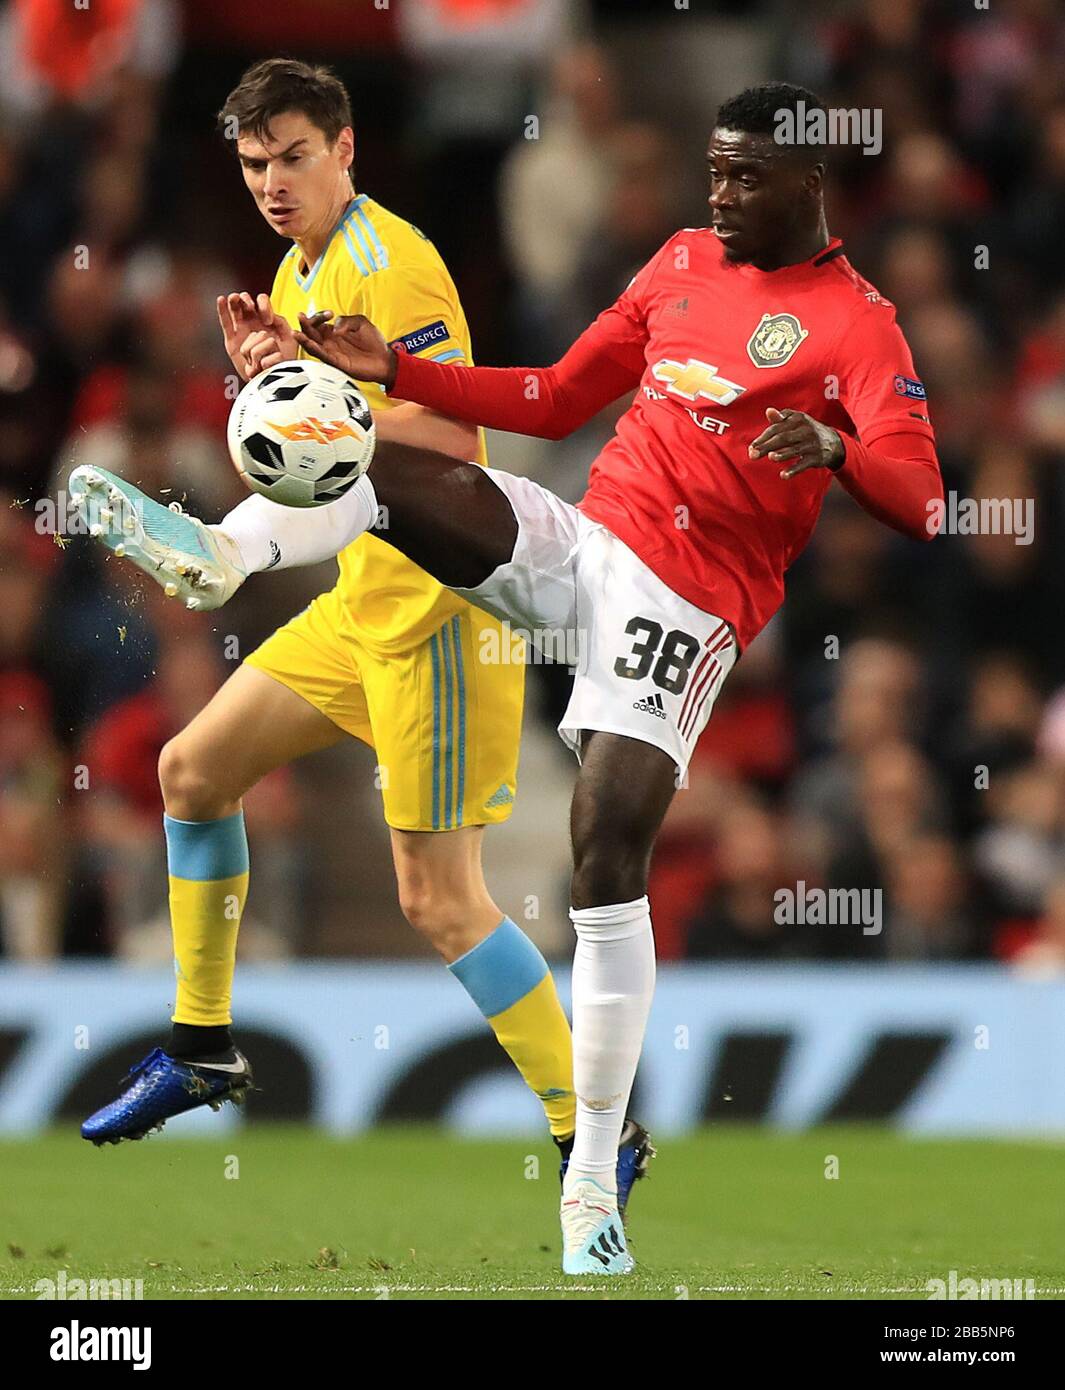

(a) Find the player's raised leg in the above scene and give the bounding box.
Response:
[67,464,381,613]
[81,664,348,1143]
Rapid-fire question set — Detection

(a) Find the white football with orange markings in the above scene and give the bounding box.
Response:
[227,359,375,507]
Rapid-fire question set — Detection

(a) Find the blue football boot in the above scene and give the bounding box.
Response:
[558,1117,655,1219]
[68,464,246,612]
[81,1047,253,1144]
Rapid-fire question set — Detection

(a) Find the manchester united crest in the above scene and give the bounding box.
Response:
[746,312,809,368]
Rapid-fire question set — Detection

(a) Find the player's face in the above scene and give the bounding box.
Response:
[707,128,818,267]
[236,110,354,242]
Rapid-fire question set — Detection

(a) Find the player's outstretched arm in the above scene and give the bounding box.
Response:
[296,309,646,442]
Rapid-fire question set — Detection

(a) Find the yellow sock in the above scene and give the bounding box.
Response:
[449,917,575,1138]
[164,812,249,1027]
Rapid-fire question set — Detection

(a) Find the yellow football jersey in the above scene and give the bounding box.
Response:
[270,194,487,653]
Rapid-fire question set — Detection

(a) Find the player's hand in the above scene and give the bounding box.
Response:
[216,292,297,381]
[748,407,845,478]
[238,328,288,377]
[294,311,397,388]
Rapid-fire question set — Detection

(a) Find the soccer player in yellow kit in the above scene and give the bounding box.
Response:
[74,62,650,1206]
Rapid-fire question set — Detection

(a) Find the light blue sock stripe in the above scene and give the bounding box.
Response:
[430,633,442,830]
[164,811,248,882]
[448,916,548,1018]
[452,617,466,827]
[441,622,455,829]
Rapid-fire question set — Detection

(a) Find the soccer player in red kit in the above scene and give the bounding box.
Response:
[96,84,944,1273]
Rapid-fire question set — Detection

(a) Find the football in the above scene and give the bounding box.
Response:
[226,358,376,507]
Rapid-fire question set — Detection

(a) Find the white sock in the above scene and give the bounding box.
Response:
[566,896,656,1196]
[218,474,379,574]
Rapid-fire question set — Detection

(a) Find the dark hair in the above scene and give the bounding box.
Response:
[218,57,353,162]
[715,82,827,136]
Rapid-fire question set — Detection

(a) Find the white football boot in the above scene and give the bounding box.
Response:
[561,1177,635,1276]
[69,466,247,611]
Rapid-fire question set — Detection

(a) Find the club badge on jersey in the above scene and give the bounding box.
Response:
[746,312,810,368]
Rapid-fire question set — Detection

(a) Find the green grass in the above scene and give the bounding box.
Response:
[1,1126,1062,1300]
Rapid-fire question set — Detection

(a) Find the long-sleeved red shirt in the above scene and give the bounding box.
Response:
[390,230,943,649]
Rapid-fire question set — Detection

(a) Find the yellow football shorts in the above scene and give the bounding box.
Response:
[244,587,524,831]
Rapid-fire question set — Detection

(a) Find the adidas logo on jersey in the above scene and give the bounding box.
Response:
[633,692,667,719]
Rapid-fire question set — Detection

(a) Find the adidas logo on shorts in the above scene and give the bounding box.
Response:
[632,692,667,719]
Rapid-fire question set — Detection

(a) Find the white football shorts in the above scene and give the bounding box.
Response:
[452,468,739,775]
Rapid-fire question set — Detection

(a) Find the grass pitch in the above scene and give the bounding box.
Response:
[1,1125,1062,1300]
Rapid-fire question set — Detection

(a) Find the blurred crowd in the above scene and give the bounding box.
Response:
[1,0,1065,970]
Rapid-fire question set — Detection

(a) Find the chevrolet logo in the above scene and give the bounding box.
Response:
[652,358,745,406]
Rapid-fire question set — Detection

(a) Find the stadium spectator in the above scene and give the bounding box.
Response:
[685,797,809,961]
[0,668,66,959]
[562,121,681,339]
[1011,873,1065,977]
[788,637,925,853]
[498,42,622,359]
[974,759,1065,929]
[881,833,974,961]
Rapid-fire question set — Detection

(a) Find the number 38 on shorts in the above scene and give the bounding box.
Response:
[614,619,703,694]
[451,468,739,778]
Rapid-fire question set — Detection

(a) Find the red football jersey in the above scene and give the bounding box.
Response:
[389,229,941,650]
[574,230,938,648]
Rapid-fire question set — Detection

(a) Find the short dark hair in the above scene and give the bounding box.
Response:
[715,82,826,137]
[218,56,353,150]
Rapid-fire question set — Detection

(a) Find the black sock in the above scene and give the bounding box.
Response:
[554,1133,575,1161]
[168,1023,233,1061]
